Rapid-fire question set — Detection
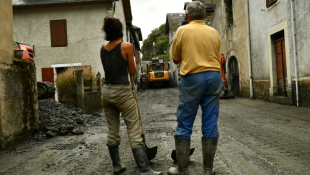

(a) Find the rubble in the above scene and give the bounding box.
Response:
[36,99,106,139]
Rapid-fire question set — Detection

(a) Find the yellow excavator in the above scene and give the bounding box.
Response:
[146,42,170,88]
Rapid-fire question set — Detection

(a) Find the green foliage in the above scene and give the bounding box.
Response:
[13,58,31,68]
[14,43,18,49]
[141,24,170,61]
[226,6,234,27]
[56,67,94,106]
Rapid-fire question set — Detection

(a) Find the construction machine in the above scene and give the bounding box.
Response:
[220,54,235,99]
[14,42,56,99]
[146,42,170,88]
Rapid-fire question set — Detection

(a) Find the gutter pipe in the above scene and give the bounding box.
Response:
[246,0,253,98]
[290,0,299,106]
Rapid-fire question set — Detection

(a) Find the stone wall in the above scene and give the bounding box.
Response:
[0,62,39,150]
[253,80,270,101]
[0,0,38,150]
[211,0,250,98]
[0,0,13,65]
[84,91,102,113]
[292,79,310,107]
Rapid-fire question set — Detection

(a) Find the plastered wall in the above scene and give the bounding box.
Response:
[0,0,14,65]
[13,2,128,82]
[211,0,250,97]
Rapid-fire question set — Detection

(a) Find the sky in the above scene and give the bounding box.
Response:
[130,0,188,44]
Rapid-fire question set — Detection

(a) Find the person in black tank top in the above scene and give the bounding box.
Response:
[100,17,163,175]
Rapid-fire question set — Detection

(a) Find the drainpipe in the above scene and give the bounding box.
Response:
[290,0,299,106]
[246,0,253,98]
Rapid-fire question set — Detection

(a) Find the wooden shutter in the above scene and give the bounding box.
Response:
[42,67,55,100]
[50,20,68,47]
[266,0,277,8]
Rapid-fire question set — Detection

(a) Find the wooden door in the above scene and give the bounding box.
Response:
[275,39,287,96]
[42,67,55,100]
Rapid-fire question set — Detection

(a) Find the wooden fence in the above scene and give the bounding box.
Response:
[76,70,102,113]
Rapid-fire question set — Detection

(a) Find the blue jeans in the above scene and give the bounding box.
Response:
[175,71,223,139]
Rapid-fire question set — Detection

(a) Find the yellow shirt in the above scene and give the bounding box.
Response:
[171,20,221,76]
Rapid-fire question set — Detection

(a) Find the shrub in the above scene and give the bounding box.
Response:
[56,67,94,106]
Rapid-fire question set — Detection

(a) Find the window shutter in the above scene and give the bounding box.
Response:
[266,0,270,7]
[267,0,277,8]
[50,20,67,47]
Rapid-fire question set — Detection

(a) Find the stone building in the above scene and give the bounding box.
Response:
[165,0,217,87]
[211,0,310,107]
[12,0,141,101]
[211,0,250,98]
[247,0,310,107]
[165,13,185,87]
[166,0,310,107]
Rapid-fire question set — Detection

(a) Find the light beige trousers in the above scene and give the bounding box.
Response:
[101,83,143,149]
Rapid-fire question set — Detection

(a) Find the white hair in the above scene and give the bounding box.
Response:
[186,1,206,20]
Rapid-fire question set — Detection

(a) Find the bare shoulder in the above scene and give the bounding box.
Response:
[121,42,133,50]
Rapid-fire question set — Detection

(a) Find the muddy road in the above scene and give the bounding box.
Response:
[1,87,310,175]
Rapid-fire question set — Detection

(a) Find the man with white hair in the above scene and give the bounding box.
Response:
[168,1,222,175]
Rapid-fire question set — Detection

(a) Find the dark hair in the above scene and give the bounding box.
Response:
[102,17,123,41]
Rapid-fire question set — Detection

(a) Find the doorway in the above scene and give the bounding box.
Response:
[275,37,287,96]
[228,56,239,96]
[267,20,293,104]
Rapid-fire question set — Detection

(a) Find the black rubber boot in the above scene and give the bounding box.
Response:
[132,146,163,175]
[202,137,218,175]
[108,145,126,175]
[167,138,190,175]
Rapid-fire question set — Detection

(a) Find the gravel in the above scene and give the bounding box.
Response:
[36,99,106,139]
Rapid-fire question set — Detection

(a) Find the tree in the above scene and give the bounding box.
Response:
[141,24,169,61]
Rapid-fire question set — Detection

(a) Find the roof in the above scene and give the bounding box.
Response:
[183,1,216,11]
[133,25,143,41]
[165,13,185,35]
[12,0,133,24]
[12,0,114,6]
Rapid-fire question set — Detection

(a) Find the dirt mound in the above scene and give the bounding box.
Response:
[35,99,106,139]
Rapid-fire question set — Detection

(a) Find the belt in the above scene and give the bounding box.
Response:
[103,83,130,87]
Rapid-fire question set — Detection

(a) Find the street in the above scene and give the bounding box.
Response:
[0,87,309,175]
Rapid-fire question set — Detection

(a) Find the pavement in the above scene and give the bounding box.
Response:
[0,87,309,175]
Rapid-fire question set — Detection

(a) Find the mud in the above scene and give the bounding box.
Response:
[37,99,107,138]
[1,87,310,175]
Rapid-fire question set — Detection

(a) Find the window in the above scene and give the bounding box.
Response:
[266,0,278,8]
[50,20,68,47]
[224,0,233,27]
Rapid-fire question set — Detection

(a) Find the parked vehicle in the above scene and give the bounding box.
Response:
[146,42,170,88]
[147,57,170,88]
[14,42,35,63]
[14,42,55,99]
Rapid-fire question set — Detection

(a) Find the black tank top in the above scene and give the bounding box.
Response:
[100,42,129,84]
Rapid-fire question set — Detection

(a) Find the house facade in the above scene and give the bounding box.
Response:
[211,0,310,107]
[248,0,310,107]
[165,13,185,87]
[166,0,310,107]
[211,0,250,98]
[12,0,141,101]
[165,0,217,87]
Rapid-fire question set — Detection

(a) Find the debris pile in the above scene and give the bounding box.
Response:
[36,99,106,139]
